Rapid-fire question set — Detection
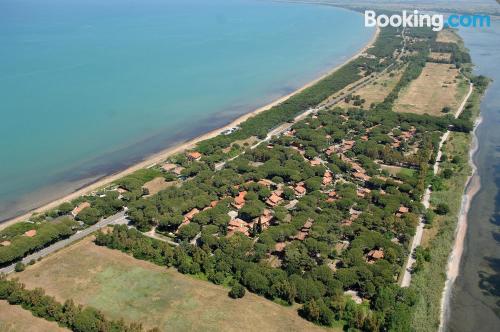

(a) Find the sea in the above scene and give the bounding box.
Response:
[446,19,500,331]
[0,0,374,222]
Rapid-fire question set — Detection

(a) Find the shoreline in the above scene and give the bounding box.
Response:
[0,26,379,231]
[438,115,483,331]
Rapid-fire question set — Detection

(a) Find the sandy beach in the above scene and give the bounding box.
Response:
[0,26,379,231]
[438,115,483,331]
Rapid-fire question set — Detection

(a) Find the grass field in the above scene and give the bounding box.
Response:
[380,164,415,178]
[142,177,178,196]
[0,301,69,332]
[338,67,404,109]
[436,29,460,44]
[394,62,467,116]
[12,237,332,332]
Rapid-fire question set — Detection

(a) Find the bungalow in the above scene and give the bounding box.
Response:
[396,205,409,217]
[360,135,369,141]
[291,219,313,241]
[294,184,306,197]
[398,206,409,214]
[266,193,283,207]
[274,242,287,253]
[353,172,371,182]
[310,158,322,166]
[232,191,247,210]
[186,151,202,161]
[71,202,91,217]
[258,179,274,188]
[357,188,371,198]
[161,163,177,172]
[24,229,37,237]
[256,209,273,230]
[340,140,355,153]
[182,208,200,225]
[326,191,338,203]
[325,145,336,156]
[366,249,384,264]
[0,240,11,247]
[227,218,251,237]
[172,166,185,176]
[322,171,333,185]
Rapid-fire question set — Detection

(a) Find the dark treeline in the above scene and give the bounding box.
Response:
[0,218,77,267]
[0,277,159,332]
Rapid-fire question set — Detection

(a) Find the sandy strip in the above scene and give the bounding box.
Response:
[438,115,483,331]
[0,27,379,231]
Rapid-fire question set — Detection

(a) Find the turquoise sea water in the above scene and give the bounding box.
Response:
[0,0,373,221]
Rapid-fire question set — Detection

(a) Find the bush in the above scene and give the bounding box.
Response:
[442,169,453,179]
[228,283,246,299]
[435,203,450,215]
[14,262,25,272]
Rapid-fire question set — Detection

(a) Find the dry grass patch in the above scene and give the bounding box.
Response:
[142,177,177,196]
[436,29,460,43]
[0,301,69,332]
[429,52,451,62]
[13,238,332,332]
[394,62,467,116]
[338,67,404,109]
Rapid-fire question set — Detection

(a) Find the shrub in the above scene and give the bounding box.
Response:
[229,283,246,299]
[435,203,450,215]
[14,262,25,272]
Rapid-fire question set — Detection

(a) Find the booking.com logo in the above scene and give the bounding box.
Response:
[365,10,491,32]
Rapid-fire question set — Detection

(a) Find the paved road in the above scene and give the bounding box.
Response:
[0,211,128,274]
[401,81,474,287]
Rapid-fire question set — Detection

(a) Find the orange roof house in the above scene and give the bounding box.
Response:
[398,206,409,214]
[232,191,247,209]
[326,191,338,203]
[294,185,306,197]
[258,179,274,188]
[366,249,384,263]
[227,218,251,237]
[71,202,91,217]
[258,209,273,227]
[187,151,202,161]
[310,159,322,166]
[184,208,200,223]
[274,242,287,252]
[357,188,371,198]
[353,172,371,182]
[266,192,283,207]
[340,140,355,152]
[322,171,333,185]
[24,229,37,237]
[162,163,177,172]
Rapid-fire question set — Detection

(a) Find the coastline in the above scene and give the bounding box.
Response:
[438,115,483,331]
[0,26,379,231]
